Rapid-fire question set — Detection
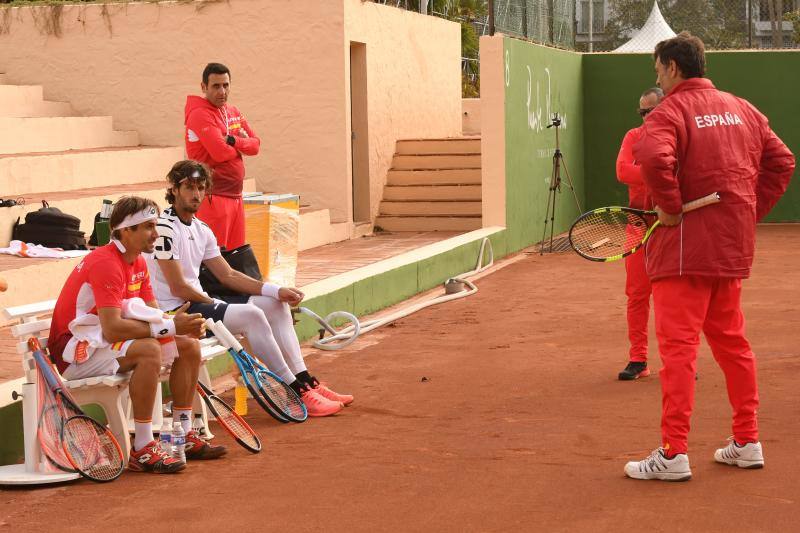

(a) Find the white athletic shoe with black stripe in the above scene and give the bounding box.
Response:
[714,438,764,469]
[624,447,692,481]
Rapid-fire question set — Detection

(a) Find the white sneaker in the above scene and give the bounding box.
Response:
[624,448,692,481]
[714,438,764,469]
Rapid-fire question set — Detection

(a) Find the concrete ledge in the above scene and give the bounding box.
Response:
[295,226,507,338]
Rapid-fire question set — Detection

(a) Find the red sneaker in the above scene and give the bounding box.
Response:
[128,441,185,473]
[314,383,354,406]
[185,430,227,460]
[301,389,343,417]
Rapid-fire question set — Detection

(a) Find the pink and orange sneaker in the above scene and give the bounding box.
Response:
[128,441,185,473]
[301,389,343,417]
[314,383,354,406]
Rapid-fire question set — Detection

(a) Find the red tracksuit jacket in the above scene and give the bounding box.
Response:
[184,95,261,197]
[616,125,653,210]
[633,78,795,281]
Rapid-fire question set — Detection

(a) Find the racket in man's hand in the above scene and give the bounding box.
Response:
[568,192,720,262]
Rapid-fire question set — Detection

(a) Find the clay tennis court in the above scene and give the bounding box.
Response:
[1,225,798,532]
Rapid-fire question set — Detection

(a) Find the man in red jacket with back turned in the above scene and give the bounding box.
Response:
[615,87,662,381]
[623,32,794,482]
[185,63,260,250]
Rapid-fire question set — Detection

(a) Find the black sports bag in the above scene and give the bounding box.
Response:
[12,201,87,250]
[198,243,263,297]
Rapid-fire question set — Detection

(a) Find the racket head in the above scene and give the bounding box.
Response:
[61,415,125,482]
[568,208,653,261]
[229,348,290,423]
[38,403,75,472]
[197,384,262,453]
[255,369,308,423]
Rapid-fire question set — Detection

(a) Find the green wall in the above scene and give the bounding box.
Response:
[583,51,800,220]
[504,38,585,252]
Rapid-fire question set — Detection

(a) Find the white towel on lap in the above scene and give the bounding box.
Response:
[64,297,177,365]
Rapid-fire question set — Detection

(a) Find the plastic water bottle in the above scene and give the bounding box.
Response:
[192,413,206,438]
[172,422,186,463]
[158,420,172,455]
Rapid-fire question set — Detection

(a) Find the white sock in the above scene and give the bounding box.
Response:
[222,302,296,382]
[173,409,192,435]
[134,421,154,451]
[248,296,308,374]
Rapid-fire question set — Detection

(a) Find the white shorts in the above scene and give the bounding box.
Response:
[61,340,134,381]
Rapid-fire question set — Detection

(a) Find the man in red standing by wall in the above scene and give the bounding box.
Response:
[185,63,260,250]
[623,32,795,481]
[615,87,663,381]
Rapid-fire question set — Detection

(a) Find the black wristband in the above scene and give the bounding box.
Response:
[226,135,236,146]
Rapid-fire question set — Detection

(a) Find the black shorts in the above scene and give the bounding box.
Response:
[173,295,251,323]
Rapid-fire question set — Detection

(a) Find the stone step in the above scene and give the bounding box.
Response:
[391,153,481,170]
[395,137,481,155]
[374,215,482,232]
[0,85,74,117]
[0,117,139,155]
[0,181,168,248]
[387,168,481,186]
[380,201,482,216]
[383,184,481,201]
[0,177,257,248]
[0,146,184,196]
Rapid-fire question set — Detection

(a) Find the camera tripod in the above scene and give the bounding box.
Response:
[540,113,582,255]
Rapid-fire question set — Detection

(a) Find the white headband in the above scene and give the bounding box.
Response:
[112,206,159,231]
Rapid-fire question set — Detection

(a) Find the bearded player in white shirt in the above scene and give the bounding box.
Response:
[145,160,352,417]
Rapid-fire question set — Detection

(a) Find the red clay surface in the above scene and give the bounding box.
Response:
[1,225,798,532]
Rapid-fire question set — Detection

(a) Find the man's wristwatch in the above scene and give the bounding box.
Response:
[226,134,236,146]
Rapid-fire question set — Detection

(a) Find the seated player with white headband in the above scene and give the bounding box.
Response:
[47,196,227,474]
[145,160,353,417]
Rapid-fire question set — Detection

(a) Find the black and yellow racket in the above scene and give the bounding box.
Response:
[568,192,720,262]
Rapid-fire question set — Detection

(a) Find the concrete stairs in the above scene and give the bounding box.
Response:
[0,74,186,308]
[375,137,481,232]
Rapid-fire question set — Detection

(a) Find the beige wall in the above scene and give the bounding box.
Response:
[0,0,461,224]
[461,98,481,136]
[479,34,506,227]
[344,0,462,222]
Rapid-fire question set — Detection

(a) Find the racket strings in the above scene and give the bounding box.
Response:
[258,372,305,419]
[570,210,648,259]
[62,417,124,481]
[208,396,260,450]
[37,368,73,471]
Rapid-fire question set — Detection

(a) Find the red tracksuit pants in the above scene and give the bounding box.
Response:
[652,275,759,454]
[624,250,651,362]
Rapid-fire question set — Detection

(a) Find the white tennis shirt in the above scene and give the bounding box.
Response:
[145,207,222,311]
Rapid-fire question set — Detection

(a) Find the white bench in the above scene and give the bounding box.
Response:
[4,300,229,461]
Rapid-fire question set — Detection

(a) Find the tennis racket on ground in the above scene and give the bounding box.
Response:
[568,192,720,262]
[30,338,125,482]
[195,381,262,453]
[207,319,308,423]
[204,319,290,423]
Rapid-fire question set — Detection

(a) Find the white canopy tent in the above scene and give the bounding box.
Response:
[614,1,677,53]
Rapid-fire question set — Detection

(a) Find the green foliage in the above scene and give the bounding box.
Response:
[786,10,800,43]
[600,0,748,51]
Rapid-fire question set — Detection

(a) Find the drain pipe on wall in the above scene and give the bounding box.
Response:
[297,238,494,350]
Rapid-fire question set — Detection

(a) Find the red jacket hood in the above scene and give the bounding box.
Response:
[184,95,219,124]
